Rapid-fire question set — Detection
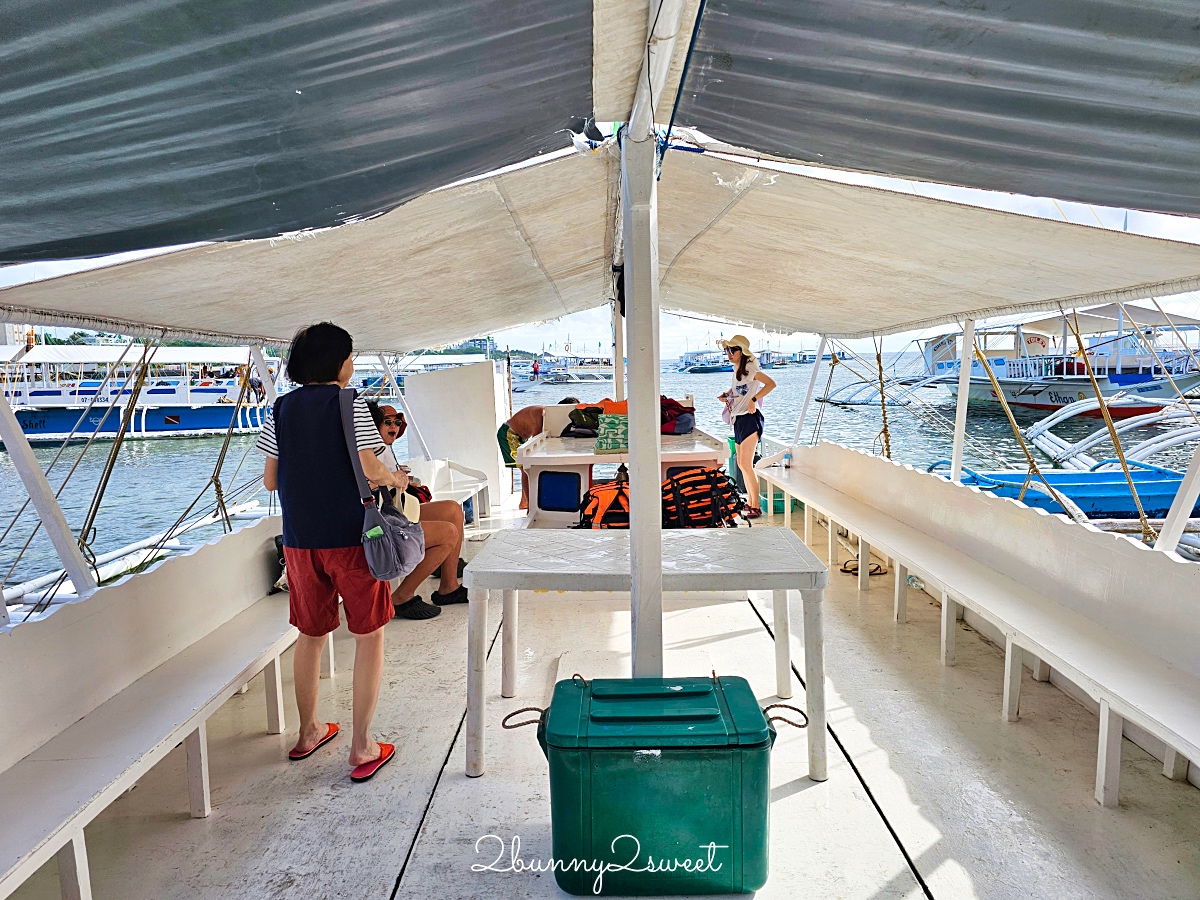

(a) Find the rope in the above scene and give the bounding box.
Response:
[762,702,809,729]
[501,707,544,729]
[809,353,838,445]
[969,338,1088,525]
[1063,310,1156,543]
[1147,296,1200,378]
[1114,301,1200,431]
[874,339,892,459]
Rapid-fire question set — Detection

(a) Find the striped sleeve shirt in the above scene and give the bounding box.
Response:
[256,396,385,459]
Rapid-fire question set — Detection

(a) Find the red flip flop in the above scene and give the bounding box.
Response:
[350,742,395,783]
[288,723,340,761]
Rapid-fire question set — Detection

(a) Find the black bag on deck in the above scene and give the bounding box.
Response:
[661,467,745,528]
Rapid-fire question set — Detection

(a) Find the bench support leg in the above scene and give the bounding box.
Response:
[764,482,774,522]
[803,503,813,545]
[1096,699,1123,808]
[940,592,956,666]
[1164,748,1190,781]
[57,831,92,900]
[827,517,837,565]
[783,489,792,530]
[772,590,793,700]
[237,682,250,694]
[893,563,908,623]
[466,588,488,777]
[502,589,518,698]
[1003,636,1021,722]
[265,655,285,735]
[321,632,336,679]
[858,538,871,591]
[801,589,827,782]
[1031,658,1051,682]
[185,722,212,818]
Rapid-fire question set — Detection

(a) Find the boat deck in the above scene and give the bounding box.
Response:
[10,518,1200,899]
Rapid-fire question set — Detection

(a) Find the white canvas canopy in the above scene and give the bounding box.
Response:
[1018,304,1200,338]
[3,145,1200,348]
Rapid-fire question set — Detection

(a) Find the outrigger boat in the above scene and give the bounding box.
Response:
[0,345,276,443]
[2,3,1200,899]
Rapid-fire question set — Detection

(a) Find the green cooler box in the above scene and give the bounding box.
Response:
[537,675,775,896]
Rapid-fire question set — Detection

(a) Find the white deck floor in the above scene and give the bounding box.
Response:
[11,518,1200,899]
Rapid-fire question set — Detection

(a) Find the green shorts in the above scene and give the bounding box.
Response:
[497,422,523,467]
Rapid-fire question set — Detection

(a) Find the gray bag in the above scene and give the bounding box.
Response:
[339,389,425,582]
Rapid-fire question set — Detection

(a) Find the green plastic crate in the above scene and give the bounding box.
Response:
[538,675,775,896]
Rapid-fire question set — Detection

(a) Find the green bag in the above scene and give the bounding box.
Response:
[593,413,629,453]
[569,406,603,430]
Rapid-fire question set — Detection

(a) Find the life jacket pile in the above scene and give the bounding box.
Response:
[661,467,745,528]
[576,479,631,529]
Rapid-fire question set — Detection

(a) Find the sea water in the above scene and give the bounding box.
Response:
[1,356,1192,588]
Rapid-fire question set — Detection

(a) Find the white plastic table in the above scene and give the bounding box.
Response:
[462,528,829,780]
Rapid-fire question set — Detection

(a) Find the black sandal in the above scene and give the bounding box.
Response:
[431,585,469,606]
[394,596,442,619]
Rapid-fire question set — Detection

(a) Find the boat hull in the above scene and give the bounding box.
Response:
[962,469,1198,519]
[950,373,1200,418]
[6,404,267,444]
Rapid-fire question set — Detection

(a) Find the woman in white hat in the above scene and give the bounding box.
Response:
[718,335,776,519]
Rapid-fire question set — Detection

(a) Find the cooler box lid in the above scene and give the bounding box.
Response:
[543,675,771,749]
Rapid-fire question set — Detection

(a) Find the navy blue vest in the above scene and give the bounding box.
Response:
[274,385,364,549]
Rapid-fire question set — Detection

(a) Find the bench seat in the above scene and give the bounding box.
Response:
[0,592,296,899]
[759,459,1200,808]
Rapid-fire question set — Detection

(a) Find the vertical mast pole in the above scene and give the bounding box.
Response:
[950,319,976,483]
[612,301,626,402]
[622,132,664,678]
[793,335,828,445]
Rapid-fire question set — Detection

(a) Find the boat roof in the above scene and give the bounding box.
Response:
[12,346,270,366]
[1,2,1199,345]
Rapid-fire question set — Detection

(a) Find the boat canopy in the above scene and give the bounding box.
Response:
[12,346,265,366]
[1017,304,1200,337]
[1,1,1200,347]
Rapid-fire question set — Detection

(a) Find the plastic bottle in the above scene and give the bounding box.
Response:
[782,449,792,469]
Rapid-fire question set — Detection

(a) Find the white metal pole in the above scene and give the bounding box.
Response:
[249,344,278,404]
[1115,307,1124,374]
[377,354,432,461]
[612,300,626,402]
[0,394,98,597]
[623,132,664,679]
[793,335,828,444]
[1156,441,1200,552]
[950,319,976,483]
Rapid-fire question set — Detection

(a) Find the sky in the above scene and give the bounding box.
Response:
[4,137,1200,359]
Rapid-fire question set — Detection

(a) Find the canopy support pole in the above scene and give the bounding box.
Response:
[1156,441,1200,553]
[623,131,664,679]
[793,335,828,445]
[377,355,431,461]
[0,394,97,599]
[950,319,976,484]
[612,301,626,402]
[1115,307,1124,374]
[249,345,277,404]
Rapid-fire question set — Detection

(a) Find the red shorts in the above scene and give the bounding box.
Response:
[283,545,393,636]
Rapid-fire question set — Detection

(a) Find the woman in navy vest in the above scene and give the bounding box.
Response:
[258,323,406,782]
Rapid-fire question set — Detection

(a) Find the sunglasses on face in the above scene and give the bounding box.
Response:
[726,347,738,356]
[382,417,403,427]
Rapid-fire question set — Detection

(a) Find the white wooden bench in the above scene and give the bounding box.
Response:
[401,458,491,523]
[757,442,1200,808]
[0,518,296,900]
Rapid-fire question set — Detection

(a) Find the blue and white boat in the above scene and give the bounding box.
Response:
[0,345,277,443]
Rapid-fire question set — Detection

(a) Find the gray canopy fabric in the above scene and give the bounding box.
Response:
[675,0,1200,217]
[5,146,1200,346]
[0,0,592,263]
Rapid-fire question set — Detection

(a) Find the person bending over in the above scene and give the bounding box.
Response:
[258,322,402,782]
[497,397,579,509]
